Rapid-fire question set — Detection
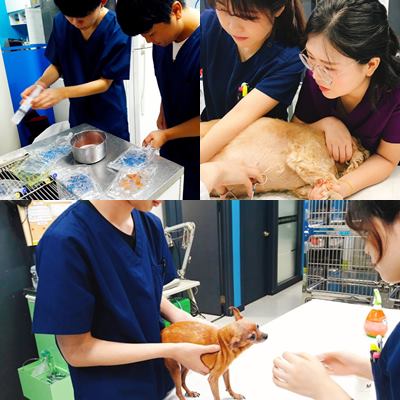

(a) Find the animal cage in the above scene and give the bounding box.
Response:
[304,200,383,304]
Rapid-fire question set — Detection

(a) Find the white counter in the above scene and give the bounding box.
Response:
[167,300,400,399]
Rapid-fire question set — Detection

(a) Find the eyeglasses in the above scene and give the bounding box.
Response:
[299,49,358,87]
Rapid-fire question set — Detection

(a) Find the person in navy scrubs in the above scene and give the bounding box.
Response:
[200,0,306,163]
[273,201,400,400]
[116,0,200,199]
[32,200,219,400]
[21,0,131,141]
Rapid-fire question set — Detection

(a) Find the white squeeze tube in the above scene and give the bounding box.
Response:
[11,84,44,125]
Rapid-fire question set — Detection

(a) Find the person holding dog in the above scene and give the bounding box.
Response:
[32,201,219,400]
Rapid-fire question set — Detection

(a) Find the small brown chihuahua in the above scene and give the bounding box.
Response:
[161,307,268,400]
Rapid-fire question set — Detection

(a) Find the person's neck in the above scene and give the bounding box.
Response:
[175,7,200,43]
[81,7,108,40]
[237,32,271,62]
[340,78,371,114]
[90,200,134,236]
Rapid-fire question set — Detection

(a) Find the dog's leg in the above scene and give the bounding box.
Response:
[286,145,339,199]
[341,139,370,176]
[164,359,186,400]
[181,367,200,398]
[208,372,221,400]
[223,369,245,399]
[292,185,313,199]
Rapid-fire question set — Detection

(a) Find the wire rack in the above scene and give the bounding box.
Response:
[0,156,75,200]
[304,200,383,304]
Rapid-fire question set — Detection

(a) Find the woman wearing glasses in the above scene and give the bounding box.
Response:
[200,0,306,163]
[294,0,400,199]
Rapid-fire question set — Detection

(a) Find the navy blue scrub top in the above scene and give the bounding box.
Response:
[46,11,131,141]
[201,9,304,122]
[152,27,200,199]
[32,201,176,400]
[371,322,400,400]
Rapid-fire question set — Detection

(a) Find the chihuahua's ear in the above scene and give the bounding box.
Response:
[229,306,243,321]
[229,336,241,349]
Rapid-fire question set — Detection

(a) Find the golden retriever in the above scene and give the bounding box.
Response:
[201,118,370,199]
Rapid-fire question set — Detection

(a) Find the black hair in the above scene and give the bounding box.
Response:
[305,0,400,106]
[207,0,306,47]
[54,0,103,17]
[116,0,187,36]
[346,201,400,262]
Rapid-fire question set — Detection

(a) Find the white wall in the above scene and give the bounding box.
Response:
[0,50,21,156]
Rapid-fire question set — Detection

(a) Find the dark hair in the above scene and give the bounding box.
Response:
[346,201,400,262]
[116,0,186,36]
[54,0,102,17]
[207,0,306,47]
[305,0,400,106]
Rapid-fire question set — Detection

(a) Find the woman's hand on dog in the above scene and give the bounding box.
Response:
[272,352,351,400]
[322,117,354,164]
[173,343,220,375]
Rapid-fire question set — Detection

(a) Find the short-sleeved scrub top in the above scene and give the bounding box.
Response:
[46,11,131,141]
[201,9,304,122]
[32,201,176,399]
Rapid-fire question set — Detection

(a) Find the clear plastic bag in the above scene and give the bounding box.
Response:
[106,167,156,198]
[0,179,26,199]
[11,155,52,187]
[107,145,156,172]
[36,133,72,163]
[53,167,103,199]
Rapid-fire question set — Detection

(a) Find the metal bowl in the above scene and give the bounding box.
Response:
[71,130,107,164]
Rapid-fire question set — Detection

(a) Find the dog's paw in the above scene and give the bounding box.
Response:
[227,392,246,399]
[185,390,200,398]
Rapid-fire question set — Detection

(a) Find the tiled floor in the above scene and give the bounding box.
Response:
[198,281,304,328]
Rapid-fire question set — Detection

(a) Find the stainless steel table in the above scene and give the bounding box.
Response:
[0,124,184,199]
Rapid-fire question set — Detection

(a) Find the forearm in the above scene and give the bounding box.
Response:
[315,380,352,400]
[336,154,396,197]
[160,296,196,324]
[163,117,200,141]
[201,89,278,163]
[61,78,113,99]
[57,334,180,368]
[37,64,60,88]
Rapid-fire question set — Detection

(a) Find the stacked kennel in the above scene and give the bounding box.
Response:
[303,200,391,305]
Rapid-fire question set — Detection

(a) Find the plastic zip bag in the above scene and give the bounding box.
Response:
[0,179,26,199]
[11,155,53,187]
[36,133,72,163]
[53,166,103,199]
[107,145,156,172]
[106,166,156,198]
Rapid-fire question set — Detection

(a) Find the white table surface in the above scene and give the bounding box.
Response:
[166,300,400,400]
[256,167,400,200]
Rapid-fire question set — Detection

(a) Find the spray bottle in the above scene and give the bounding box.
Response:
[11,84,43,125]
[364,288,388,337]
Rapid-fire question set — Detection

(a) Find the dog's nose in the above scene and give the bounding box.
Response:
[261,332,268,341]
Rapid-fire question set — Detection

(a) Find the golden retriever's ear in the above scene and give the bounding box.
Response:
[229,306,243,321]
